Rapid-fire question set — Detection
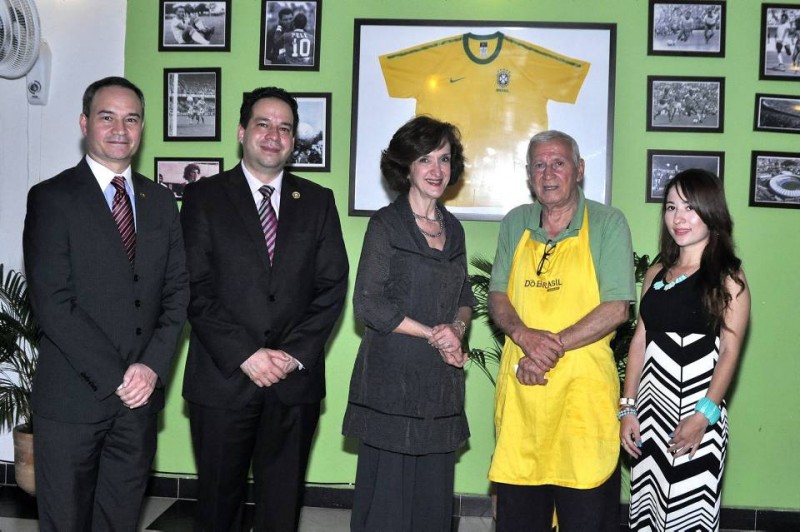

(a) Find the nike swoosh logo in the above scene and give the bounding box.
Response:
[449,77,465,83]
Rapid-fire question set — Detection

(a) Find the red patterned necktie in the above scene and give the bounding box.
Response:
[111,176,136,264]
[258,185,278,263]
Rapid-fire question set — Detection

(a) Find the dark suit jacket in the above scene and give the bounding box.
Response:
[23,158,189,423]
[180,165,349,408]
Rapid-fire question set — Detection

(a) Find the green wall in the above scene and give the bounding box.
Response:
[126,0,800,511]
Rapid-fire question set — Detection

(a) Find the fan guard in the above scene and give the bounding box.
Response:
[0,0,40,79]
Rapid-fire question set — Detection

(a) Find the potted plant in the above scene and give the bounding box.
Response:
[465,256,503,385]
[0,264,39,496]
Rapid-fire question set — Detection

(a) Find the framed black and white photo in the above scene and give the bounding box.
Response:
[759,4,800,81]
[163,68,221,142]
[648,1,725,57]
[754,93,800,134]
[647,76,724,133]
[289,93,331,172]
[158,1,231,51]
[259,0,321,70]
[750,151,800,209]
[154,157,222,200]
[646,150,724,203]
[350,19,616,221]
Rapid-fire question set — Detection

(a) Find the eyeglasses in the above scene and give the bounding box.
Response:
[536,240,557,276]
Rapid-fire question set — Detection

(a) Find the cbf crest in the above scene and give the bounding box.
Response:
[496,69,511,92]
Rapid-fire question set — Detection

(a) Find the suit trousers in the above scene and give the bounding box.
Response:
[495,463,621,532]
[33,408,157,532]
[189,388,320,532]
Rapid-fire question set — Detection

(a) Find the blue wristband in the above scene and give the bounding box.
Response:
[694,397,721,425]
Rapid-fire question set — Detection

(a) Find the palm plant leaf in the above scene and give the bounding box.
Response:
[466,256,503,385]
[0,264,39,431]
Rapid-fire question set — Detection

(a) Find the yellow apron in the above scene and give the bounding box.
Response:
[489,207,619,488]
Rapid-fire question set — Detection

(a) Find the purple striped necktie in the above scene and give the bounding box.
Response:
[258,185,278,263]
[111,175,136,264]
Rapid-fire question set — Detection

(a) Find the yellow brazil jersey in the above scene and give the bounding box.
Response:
[380,32,590,209]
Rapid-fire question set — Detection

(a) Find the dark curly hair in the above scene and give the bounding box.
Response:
[659,169,745,330]
[183,163,201,180]
[380,115,465,193]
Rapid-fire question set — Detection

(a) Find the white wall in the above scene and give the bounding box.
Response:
[0,0,127,460]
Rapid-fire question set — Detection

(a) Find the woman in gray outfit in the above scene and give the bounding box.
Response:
[343,116,475,532]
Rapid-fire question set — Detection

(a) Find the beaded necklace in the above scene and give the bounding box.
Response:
[413,207,444,238]
[652,270,689,291]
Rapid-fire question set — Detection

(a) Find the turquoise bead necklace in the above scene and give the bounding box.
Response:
[653,270,689,291]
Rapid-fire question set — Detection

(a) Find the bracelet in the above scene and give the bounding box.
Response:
[617,407,637,420]
[619,397,636,408]
[452,319,467,338]
[694,397,721,425]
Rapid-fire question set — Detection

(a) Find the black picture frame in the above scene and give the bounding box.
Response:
[754,93,800,134]
[289,92,331,172]
[647,75,724,133]
[163,68,221,142]
[759,4,800,81]
[349,19,617,221]
[259,0,321,71]
[158,1,231,51]
[154,157,223,200]
[750,151,800,209]
[646,149,724,203]
[648,1,725,57]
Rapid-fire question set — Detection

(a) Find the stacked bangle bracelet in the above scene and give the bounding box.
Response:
[694,397,721,425]
[617,407,637,420]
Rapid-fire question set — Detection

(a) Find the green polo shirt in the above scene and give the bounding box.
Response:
[489,189,636,303]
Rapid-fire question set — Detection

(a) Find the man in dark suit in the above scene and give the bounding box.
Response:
[181,86,348,531]
[23,76,189,531]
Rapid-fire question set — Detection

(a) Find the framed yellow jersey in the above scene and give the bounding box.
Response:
[350,20,616,220]
[381,32,589,209]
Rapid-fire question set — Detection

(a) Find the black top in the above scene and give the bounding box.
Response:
[342,194,475,454]
[641,268,716,335]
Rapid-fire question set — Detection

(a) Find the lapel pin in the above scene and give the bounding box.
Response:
[292,191,300,199]
[139,192,146,199]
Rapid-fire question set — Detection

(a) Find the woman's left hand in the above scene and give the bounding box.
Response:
[430,323,466,367]
[668,412,708,458]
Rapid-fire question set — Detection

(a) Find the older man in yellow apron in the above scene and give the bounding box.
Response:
[488,131,635,531]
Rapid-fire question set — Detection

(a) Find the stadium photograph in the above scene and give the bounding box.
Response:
[164,68,221,141]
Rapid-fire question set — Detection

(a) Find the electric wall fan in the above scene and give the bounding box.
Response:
[0,0,40,79]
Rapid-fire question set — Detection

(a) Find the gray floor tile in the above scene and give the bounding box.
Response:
[298,506,351,531]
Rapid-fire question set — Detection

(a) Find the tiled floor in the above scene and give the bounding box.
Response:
[1,485,797,531]
[0,486,493,531]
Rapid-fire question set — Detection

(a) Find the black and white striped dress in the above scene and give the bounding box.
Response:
[629,269,727,532]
